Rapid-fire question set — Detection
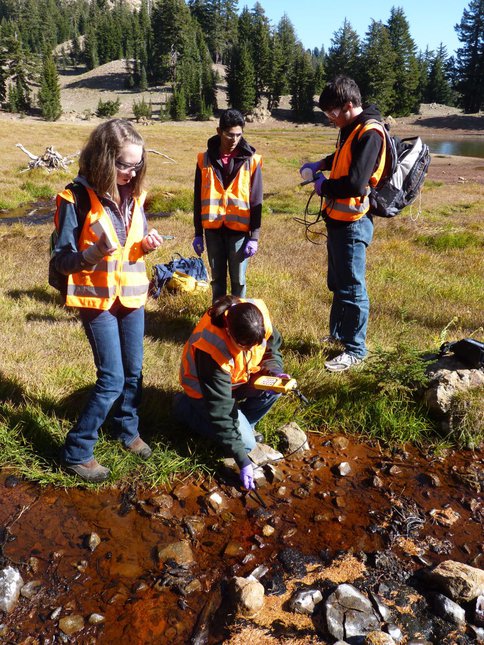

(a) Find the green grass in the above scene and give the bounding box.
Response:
[416,231,483,250]
[0,120,483,488]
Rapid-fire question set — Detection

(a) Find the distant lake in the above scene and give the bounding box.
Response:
[427,138,484,158]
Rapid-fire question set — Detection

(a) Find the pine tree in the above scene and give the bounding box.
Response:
[276,14,298,96]
[290,46,315,122]
[325,19,361,82]
[250,2,271,105]
[226,42,256,113]
[150,0,191,83]
[38,48,62,120]
[425,45,454,105]
[454,0,484,112]
[386,7,420,116]
[84,25,99,70]
[267,31,285,109]
[359,20,396,116]
[415,48,432,107]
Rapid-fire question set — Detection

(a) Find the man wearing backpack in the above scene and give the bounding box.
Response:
[300,76,386,372]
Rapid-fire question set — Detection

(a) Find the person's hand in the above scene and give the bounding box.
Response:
[192,235,204,256]
[82,233,117,266]
[243,240,258,258]
[314,174,327,196]
[299,161,322,181]
[240,464,255,490]
[141,228,164,253]
[274,373,290,379]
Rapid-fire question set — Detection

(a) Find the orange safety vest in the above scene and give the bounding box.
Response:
[197,151,262,232]
[180,298,273,399]
[323,121,386,222]
[57,186,149,310]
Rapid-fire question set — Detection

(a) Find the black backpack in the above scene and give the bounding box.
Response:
[439,338,484,369]
[367,122,431,218]
[48,182,90,295]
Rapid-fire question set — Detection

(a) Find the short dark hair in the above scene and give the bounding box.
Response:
[319,76,362,111]
[219,108,245,130]
[209,296,265,347]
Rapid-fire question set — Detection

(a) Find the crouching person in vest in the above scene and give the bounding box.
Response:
[191,109,263,302]
[52,119,164,482]
[174,296,286,490]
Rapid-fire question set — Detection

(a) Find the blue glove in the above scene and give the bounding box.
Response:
[240,464,255,490]
[314,174,327,196]
[243,240,258,258]
[192,235,204,256]
[300,161,322,181]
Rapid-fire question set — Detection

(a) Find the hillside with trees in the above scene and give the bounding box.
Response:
[0,0,482,121]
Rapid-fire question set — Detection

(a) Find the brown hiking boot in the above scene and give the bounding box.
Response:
[126,437,152,460]
[65,459,110,483]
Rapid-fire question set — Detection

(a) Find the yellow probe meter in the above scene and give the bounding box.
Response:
[253,375,298,393]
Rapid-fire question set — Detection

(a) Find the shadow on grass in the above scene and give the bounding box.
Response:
[0,372,26,406]
[7,287,60,306]
[144,304,198,343]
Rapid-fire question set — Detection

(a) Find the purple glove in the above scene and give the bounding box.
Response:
[300,161,322,180]
[275,373,290,379]
[314,174,326,196]
[243,240,258,258]
[240,464,255,490]
[192,235,204,256]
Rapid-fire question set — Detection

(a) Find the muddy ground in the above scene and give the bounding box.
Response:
[0,434,482,644]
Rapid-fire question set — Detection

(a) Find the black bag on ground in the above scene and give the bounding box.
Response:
[368,123,431,218]
[49,182,90,295]
[439,338,484,369]
[150,253,209,298]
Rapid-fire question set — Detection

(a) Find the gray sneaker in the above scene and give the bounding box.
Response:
[65,459,110,482]
[126,437,152,460]
[324,352,363,372]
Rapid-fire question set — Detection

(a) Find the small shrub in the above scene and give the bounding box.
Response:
[132,96,152,121]
[96,98,120,118]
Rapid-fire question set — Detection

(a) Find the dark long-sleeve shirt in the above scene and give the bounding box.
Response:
[320,104,384,200]
[195,325,283,467]
[193,134,263,240]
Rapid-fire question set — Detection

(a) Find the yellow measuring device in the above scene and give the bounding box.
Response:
[254,375,298,394]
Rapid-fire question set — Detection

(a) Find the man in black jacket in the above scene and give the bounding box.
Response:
[192,109,263,301]
[300,76,386,372]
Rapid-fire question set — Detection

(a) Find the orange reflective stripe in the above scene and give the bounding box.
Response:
[324,121,386,222]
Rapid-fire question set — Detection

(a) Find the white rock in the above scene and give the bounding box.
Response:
[0,567,24,614]
[338,462,352,476]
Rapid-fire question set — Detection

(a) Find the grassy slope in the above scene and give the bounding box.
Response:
[0,119,482,487]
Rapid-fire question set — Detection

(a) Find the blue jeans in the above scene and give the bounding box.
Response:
[326,215,374,358]
[173,382,279,456]
[62,300,145,464]
[205,227,249,301]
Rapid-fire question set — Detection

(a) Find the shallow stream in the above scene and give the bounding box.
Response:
[0,435,481,643]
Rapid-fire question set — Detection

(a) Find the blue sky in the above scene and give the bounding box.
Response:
[245,0,468,57]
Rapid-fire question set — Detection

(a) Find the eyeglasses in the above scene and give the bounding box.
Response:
[115,158,144,173]
[222,131,243,140]
[323,107,342,119]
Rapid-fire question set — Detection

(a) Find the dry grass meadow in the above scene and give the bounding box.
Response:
[0,116,483,485]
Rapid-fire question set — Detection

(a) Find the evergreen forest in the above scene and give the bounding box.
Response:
[0,0,482,121]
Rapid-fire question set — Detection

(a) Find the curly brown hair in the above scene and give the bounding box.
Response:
[79,119,147,202]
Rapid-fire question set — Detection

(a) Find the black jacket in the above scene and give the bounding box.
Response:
[321,104,384,200]
[193,134,263,240]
